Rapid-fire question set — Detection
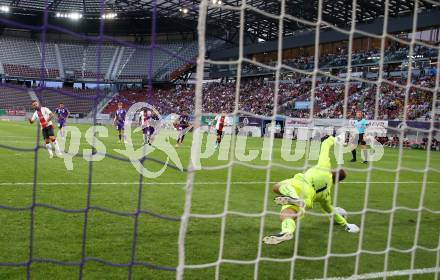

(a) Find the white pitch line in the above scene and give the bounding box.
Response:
[307,266,440,280]
[0,181,436,186]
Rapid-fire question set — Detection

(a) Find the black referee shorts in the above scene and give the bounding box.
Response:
[357,133,366,145]
[42,125,55,139]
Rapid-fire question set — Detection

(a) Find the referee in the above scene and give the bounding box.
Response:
[351,111,368,164]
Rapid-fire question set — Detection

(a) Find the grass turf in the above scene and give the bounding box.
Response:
[0,120,439,280]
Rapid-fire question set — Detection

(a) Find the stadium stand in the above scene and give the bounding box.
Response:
[58,42,84,78]
[0,35,435,120]
[37,88,108,115]
[103,73,435,121]
[0,37,60,79]
[0,85,33,111]
[83,45,117,80]
[0,37,222,82]
[117,43,186,80]
[239,45,438,77]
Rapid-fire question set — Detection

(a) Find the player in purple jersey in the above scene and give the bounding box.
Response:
[174,112,191,148]
[55,103,69,138]
[113,102,127,143]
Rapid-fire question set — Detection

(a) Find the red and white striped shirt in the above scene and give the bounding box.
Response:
[215,114,227,131]
[31,107,53,128]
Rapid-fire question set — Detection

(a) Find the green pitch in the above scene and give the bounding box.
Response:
[0,121,439,280]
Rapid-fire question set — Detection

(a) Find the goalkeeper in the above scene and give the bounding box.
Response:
[263,136,360,245]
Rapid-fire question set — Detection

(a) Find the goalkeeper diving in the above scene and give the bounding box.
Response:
[263,135,360,245]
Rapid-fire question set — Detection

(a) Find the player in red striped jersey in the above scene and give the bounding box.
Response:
[214,111,227,149]
[28,100,62,158]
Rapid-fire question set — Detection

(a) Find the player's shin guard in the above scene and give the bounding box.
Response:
[351,149,356,160]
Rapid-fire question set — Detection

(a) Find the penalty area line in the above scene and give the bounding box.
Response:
[307,266,440,280]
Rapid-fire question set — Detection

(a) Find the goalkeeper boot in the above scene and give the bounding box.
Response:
[274,196,305,208]
[263,232,293,245]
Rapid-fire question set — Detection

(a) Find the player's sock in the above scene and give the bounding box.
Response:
[118,133,122,141]
[351,149,356,160]
[52,140,62,155]
[281,218,296,234]
[263,219,295,244]
[362,149,368,162]
[46,143,53,157]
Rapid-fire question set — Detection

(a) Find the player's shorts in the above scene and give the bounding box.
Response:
[279,174,312,217]
[58,119,65,128]
[217,129,223,138]
[42,125,55,139]
[143,126,154,135]
[117,122,124,131]
[148,126,155,135]
[357,133,366,145]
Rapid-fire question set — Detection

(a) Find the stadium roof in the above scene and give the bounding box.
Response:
[0,0,439,43]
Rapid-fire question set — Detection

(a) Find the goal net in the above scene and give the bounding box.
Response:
[178,0,440,279]
[0,0,439,279]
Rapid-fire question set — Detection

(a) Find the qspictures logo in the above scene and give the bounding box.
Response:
[56,102,384,178]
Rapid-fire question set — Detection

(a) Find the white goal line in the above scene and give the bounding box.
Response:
[307,266,440,280]
[0,181,436,186]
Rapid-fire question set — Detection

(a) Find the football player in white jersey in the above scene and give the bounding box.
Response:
[28,100,62,158]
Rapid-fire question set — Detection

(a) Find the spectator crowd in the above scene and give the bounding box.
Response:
[104,75,435,121]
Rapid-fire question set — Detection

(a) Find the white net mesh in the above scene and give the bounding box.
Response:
[177,0,440,279]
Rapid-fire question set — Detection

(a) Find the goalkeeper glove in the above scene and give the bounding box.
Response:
[335,134,346,145]
[345,223,360,233]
